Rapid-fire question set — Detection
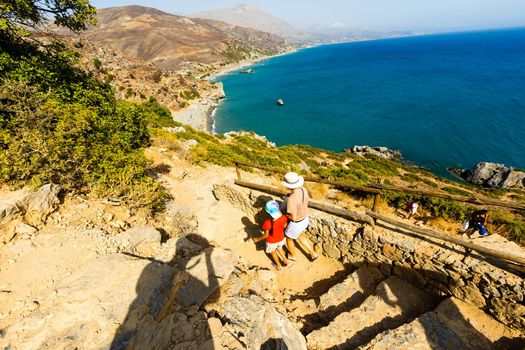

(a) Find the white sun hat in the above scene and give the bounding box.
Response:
[282,172,304,189]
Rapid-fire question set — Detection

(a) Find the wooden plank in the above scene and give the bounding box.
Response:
[234,161,381,193]
[367,183,525,211]
[233,160,525,211]
[366,210,525,266]
[303,176,382,194]
[234,180,375,226]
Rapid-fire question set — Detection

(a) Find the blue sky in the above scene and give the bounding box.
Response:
[90,0,525,32]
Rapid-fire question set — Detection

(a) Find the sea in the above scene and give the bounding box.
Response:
[213,28,525,176]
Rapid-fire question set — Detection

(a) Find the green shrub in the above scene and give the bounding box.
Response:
[125,87,134,98]
[140,97,177,128]
[180,90,199,100]
[152,70,162,83]
[0,39,165,209]
[93,57,102,70]
[104,73,114,84]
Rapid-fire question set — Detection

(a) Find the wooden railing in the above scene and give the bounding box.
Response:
[233,160,525,211]
[232,161,525,267]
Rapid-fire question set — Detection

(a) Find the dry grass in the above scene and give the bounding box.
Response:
[427,217,460,235]
[304,182,329,200]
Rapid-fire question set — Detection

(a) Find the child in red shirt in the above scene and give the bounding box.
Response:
[252,200,289,270]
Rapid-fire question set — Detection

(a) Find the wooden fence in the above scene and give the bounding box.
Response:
[233,160,525,211]
[232,161,525,267]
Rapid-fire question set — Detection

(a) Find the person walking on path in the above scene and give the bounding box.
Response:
[252,200,289,271]
[281,172,318,261]
[405,200,419,220]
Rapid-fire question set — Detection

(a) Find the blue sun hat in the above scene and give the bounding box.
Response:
[265,200,282,219]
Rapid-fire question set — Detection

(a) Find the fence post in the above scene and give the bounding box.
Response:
[372,178,382,219]
[235,162,242,180]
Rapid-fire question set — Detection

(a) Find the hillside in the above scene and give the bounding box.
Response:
[193,4,306,42]
[75,5,291,71]
[36,34,223,113]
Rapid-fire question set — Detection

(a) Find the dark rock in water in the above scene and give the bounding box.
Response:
[450,162,525,189]
[349,145,401,160]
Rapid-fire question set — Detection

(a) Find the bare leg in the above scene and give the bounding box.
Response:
[286,237,296,259]
[276,247,288,265]
[270,251,282,270]
[297,234,318,259]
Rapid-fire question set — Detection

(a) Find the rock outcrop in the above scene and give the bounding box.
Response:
[451,162,525,189]
[223,295,308,349]
[0,183,60,226]
[350,145,401,160]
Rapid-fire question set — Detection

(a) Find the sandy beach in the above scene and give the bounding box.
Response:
[172,99,218,132]
[172,49,297,132]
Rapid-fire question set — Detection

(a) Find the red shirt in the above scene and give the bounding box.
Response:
[262,215,288,243]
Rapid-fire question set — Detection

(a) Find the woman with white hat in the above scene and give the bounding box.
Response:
[281,172,318,261]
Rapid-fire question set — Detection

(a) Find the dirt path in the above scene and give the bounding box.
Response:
[152,151,346,294]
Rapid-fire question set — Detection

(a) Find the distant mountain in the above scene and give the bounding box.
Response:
[70,5,290,71]
[193,4,305,41]
[303,25,417,45]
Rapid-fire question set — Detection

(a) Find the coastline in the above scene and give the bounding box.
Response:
[172,48,298,133]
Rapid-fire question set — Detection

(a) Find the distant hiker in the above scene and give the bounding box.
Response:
[252,200,289,271]
[281,172,319,261]
[462,209,489,238]
[405,200,419,220]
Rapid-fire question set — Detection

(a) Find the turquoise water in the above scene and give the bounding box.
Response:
[214,28,525,175]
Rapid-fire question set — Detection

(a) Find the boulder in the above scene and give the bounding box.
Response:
[115,226,162,257]
[0,184,60,226]
[160,236,202,262]
[0,190,26,224]
[14,223,37,236]
[451,162,525,189]
[223,294,307,350]
[23,184,61,223]
[350,145,401,160]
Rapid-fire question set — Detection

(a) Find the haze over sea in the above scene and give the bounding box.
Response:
[214,28,525,176]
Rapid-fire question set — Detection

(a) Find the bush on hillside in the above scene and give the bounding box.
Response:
[141,97,177,128]
[0,39,164,209]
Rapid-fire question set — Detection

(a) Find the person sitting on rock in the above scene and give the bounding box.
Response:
[281,172,318,261]
[252,200,289,271]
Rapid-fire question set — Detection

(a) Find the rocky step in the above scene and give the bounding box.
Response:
[357,311,470,350]
[306,276,437,350]
[359,297,524,350]
[317,266,385,321]
[434,297,524,350]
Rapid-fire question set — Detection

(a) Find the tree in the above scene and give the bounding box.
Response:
[0,0,96,39]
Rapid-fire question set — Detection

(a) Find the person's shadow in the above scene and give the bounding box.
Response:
[260,338,289,349]
[109,234,218,350]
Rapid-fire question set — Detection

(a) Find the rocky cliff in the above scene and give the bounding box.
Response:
[451,162,525,189]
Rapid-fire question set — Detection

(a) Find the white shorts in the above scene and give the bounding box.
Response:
[266,239,286,253]
[285,216,309,240]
